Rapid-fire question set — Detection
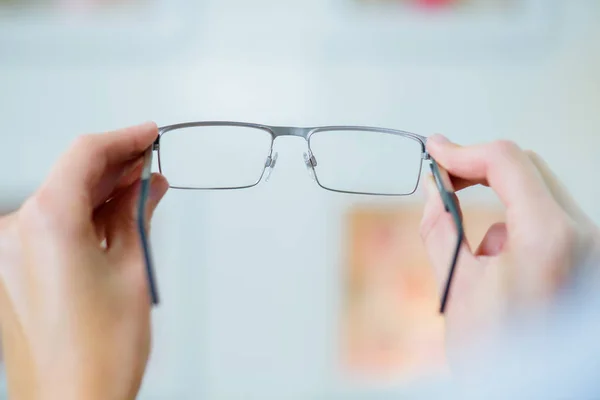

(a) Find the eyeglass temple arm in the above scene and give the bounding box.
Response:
[138,140,160,306]
[429,159,465,314]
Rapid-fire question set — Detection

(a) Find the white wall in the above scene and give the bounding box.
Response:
[0,1,599,398]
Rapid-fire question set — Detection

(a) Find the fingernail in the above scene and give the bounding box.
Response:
[126,121,158,134]
[136,121,157,128]
[428,134,451,146]
[149,174,169,203]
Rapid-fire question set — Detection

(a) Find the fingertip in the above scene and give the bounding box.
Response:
[426,134,456,157]
[117,121,158,141]
[428,134,451,145]
[134,121,158,132]
[143,121,159,132]
[149,173,169,203]
[136,121,159,142]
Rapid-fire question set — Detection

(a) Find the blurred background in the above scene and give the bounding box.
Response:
[0,0,599,398]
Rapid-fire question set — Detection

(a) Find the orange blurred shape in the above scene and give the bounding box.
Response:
[341,203,505,382]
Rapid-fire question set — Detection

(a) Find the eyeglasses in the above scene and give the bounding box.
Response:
[137,122,464,313]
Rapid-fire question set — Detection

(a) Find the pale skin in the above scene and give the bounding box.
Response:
[421,135,600,365]
[0,124,598,399]
[0,122,169,400]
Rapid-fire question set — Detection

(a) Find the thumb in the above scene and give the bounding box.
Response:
[420,174,474,292]
[106,173,169,253]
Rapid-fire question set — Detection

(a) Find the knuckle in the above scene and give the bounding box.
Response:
[492,140,522,158]
[72,133,96,149]
[18,191,58,232]
[524,149,543,165]
[70,134,100,159]
[523,149,538,158]
[556,216,577,248]
[535,213,577,261]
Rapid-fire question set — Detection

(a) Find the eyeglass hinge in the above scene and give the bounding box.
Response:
[152,138,160,151]
[422,151,431,161]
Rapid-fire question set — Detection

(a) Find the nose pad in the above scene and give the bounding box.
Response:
[264,152,278,182]
[303,152,317,182]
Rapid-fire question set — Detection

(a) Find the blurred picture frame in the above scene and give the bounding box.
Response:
[0,0,200,64]
[340,203,505,381]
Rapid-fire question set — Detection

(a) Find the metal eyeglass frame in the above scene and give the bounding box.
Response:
[137,122,464,314]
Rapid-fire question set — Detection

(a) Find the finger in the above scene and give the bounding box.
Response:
[41,122,158,219]
[420,174,474,291]
[104,157,145,204]
[92,158,145,228]
[102,173,168,254]
[93,161,144,246]
[526,150,590,224]
[426,135,555,218]
[474,222,508,257]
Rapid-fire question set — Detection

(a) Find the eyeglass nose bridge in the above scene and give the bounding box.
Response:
[262,127,314,184]
[270,126,312,139]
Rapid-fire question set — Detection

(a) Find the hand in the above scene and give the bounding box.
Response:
[420,136,600,356]
[0,123,169,400]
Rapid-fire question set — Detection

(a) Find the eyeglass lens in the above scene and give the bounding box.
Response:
[158,126,423,195]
